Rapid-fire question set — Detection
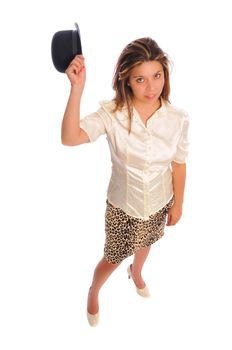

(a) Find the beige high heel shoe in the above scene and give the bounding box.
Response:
[127,265,150,298]
[87,311,99,327]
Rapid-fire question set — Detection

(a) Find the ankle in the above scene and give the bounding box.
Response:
[89,286,99,298]
[131,265,142,279]
[87,288,99,315]
[130,265,145,289]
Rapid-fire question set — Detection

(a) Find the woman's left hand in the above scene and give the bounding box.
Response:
[166,203,182,226]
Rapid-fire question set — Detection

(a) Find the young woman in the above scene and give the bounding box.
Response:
[61,37,190,326]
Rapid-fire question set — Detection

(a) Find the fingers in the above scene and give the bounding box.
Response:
[65,55,85,75]
[75,54,85,61]
[166,216,178,226]
[166,213,172,226]
[166,212,178,226]
[166,205,182,226]
[72,55,85,65]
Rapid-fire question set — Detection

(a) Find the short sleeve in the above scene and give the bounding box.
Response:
[173,112,190,164]
[80,109,107,143]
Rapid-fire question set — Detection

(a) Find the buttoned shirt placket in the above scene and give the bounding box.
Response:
[138,116,154,219]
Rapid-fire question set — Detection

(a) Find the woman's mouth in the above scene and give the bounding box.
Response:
[145,94,156,100]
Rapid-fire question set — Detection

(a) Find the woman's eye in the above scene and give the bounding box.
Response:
[136,77,144,83]
[154,73,161,79]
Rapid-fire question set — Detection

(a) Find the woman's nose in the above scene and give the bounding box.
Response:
[146,80,155,91]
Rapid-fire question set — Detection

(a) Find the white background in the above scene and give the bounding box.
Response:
[0,0,232,349]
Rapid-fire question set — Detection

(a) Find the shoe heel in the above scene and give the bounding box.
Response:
[127,265,132,279]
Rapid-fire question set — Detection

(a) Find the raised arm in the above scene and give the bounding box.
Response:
[61,55,90,146]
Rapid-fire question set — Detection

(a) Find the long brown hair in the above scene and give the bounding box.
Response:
[112,37,171,133]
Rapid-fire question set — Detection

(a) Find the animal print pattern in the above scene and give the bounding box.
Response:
[104,196,175,264]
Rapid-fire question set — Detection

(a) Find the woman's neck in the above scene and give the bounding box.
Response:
[132,98,161,119]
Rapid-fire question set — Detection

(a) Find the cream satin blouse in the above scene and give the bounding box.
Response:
[80,98,190,219]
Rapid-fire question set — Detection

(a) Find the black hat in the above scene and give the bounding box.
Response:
[51,22,82,73]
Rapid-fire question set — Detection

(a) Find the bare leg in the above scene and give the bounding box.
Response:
[87,257,121,315]
[131,246,151,289]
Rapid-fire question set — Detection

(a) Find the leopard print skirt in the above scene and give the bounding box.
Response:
[104,196,174,264]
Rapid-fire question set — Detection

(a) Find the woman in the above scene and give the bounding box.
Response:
[61,37,190,326]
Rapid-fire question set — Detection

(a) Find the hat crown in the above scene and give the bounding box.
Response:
[51,23,82,73]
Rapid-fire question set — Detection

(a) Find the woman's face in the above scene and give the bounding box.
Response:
[128,60,165,105]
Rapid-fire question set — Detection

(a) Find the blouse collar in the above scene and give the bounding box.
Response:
[132,97,167,126]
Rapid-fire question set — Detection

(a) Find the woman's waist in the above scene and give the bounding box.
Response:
[110,164,172,182]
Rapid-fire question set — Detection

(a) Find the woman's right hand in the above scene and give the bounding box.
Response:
[65,55,86,92]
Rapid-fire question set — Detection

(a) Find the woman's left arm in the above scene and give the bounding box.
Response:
[166,161,186,226]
